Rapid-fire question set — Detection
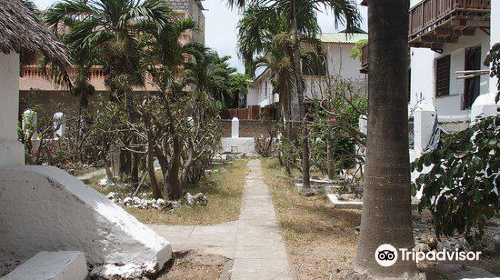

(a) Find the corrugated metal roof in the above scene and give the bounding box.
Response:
[319,32,368,44]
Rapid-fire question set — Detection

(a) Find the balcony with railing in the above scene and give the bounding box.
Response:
[20,65,159,92]
[409,0,490,49]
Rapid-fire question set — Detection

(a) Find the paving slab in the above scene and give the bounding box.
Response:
[151,159,293,279]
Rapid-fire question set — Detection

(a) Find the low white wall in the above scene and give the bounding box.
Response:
[0,166,172,278]
[220,137,258,156]
[3,251,88,280]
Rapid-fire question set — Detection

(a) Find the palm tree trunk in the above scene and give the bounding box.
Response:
[291,0,311,191]
[144,110,163,199]
[354,0,418,278]
[166,135,182,200]
[292,39,311,191]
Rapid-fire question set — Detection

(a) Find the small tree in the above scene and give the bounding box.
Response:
[413,116,500,243]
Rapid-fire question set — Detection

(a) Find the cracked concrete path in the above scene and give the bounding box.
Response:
[150,159,293,280]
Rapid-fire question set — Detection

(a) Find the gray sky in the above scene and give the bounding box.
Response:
[33,0,367,73]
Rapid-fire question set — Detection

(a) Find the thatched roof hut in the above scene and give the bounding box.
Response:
[0,0,69,66]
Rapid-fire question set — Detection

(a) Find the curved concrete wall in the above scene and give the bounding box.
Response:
[0,165,172,278]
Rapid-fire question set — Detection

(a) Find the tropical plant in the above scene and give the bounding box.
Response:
[308,76,367,180]
[350,38,368,61]
[45,0,175,188]
[412,115,500,243]
[354,0,418,278]
[234,0,360,191]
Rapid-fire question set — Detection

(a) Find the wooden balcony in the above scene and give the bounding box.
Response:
[409,0,490,49]
[360,43,369,74]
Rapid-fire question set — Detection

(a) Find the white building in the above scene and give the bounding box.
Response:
[408,0,498,133]
[247,32,368,117]
[360,0,498,152]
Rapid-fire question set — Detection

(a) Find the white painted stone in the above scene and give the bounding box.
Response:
[0,166,172,278]
[0,53,24,167]
[231,117,239,138]
[414,103,437,152]
[358,115,367,135]
[2,251,87,280]
[221,137,257,156]
[53,112,66,138]
[327,194,363,210]
[22,110,37,131]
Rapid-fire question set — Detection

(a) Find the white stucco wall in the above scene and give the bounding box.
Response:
[250,41,366,107]
[490,0,500,94]
[304,42,366,99]
[410,30,491,122]
[0,53,24,167]
[220,137,258,156]
[246,86,260,106]
[0,166,172,278]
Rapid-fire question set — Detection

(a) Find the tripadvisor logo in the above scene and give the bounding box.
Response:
[375,244,398,267]
[375,244,482,266]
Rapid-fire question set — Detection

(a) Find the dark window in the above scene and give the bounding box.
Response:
[435,55,450,97]
[463,46,481,110]
[302,53,327,76]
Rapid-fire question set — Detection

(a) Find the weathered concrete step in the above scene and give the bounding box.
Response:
[2,251,87,280]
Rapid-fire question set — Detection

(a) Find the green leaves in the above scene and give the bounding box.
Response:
[412,116,500,243]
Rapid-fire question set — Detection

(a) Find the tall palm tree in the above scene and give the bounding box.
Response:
[236,0,359,187]
[274,0,359,191]
[238,5,296,117]
[45,0,174,187]
[354,0,418,278]
[187,49,239,108]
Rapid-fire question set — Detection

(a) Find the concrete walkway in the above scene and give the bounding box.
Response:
[150,159,292,280]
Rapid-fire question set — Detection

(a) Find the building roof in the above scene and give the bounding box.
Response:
[0,0,69,66]
[319,32,368,44]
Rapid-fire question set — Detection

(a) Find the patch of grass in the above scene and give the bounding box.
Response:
[70,166,100,176]
[88,159,248,226]
[261,158,361,280]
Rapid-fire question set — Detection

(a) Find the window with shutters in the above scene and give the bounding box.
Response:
[435,55,450,97]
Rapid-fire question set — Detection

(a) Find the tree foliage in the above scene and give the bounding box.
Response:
[412,116,500,242]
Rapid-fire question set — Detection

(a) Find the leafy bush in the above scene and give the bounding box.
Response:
[412,116,500,242]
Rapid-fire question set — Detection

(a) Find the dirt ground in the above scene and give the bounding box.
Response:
[262,158,362,279]
[261,158,500,280]
[157,251,231,280]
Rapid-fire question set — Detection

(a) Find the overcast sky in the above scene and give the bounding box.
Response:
[33,0,367,73]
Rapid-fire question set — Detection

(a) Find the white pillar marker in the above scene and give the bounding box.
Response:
[231,117,239,138]
[53,112,66,139]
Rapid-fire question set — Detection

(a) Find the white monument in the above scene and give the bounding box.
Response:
[53,111,66,138]
[231,117,239,138]
[413,101,437,152]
